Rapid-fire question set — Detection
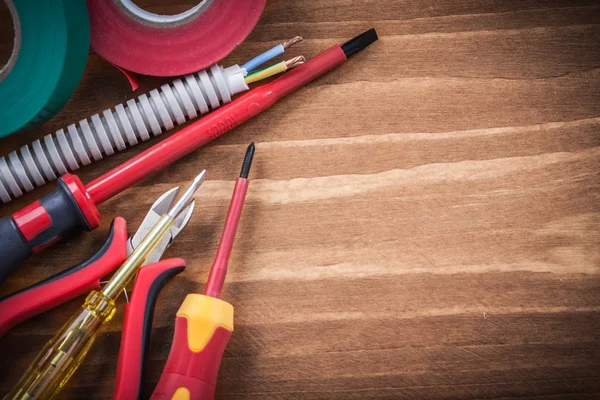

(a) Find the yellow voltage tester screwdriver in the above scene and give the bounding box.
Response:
[7,171,206,400]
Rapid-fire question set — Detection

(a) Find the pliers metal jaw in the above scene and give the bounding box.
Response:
[127,186,195,266]
[113,187,197,400]
[0,186,195,338]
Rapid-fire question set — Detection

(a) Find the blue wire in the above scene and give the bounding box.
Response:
[242,44,285,73]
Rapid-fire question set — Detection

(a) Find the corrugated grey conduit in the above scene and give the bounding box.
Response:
[0,64,248,203]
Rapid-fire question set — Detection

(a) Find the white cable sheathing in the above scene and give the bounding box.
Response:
[137,94,161,135]
[80,119,103,161]
[56,129,79,171]
[0,179,10,203]
[115,104,138,147]
[68,124,92,166]
[149,89,173,131]
[0,64,248,203]
[198,70,220,109]
[126,99,150,141]
[43,135,67,175]
[161,84,186,125]
[20,145,45,186]
[103,109,126,151]
[0,157,22,198]
[172,79,197,120]
[9,151,34,192]
[185,74,209,114]
[32,140,57,181]
[211,64,231,103]
[90,114,114,156]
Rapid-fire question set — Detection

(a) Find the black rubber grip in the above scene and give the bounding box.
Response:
[137,266,185,400]
[113,261,185,400]
[0,178,92,285]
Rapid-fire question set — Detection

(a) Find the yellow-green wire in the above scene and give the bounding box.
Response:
[245,61,288,84]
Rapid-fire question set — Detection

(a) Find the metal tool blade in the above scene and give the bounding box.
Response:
[167,170,206,218]
[127,186,195,265]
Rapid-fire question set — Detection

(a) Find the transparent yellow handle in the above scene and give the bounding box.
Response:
[7,215,176,399]
[6,291,115,400]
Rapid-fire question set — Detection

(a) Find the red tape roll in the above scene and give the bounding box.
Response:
[87,0,266,76]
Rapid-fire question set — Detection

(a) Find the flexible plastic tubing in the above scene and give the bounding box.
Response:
[0,64,247,204]
[86,45,347,205]
[241,44,284,73]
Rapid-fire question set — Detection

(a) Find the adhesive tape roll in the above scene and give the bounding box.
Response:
[0,0,90,138]
[88,0,266,76]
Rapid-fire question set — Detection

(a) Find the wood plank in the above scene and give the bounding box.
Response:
[0,0,599,398]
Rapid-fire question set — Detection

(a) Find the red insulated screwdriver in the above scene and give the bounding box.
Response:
[112,145,253,400]
[0,28,378,284]
[148,143,254,400]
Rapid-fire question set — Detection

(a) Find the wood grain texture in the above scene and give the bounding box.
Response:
[1,1,600,399]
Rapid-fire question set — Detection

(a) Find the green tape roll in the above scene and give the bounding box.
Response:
[0,0,90,138]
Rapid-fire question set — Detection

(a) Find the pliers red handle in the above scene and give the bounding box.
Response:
[113,258,186,400]
[0,184,194,339]
[0,217,129,337]
[111,261,234,400]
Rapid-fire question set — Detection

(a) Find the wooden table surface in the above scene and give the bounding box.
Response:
[1,1,600,399]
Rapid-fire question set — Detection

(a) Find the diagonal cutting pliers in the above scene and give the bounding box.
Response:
[0,186,194,339]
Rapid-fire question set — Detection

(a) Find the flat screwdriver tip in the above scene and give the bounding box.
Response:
[240,143,255,179]
[341,28,378,58]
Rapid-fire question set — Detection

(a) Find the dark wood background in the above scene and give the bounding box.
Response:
[1,1,600,398]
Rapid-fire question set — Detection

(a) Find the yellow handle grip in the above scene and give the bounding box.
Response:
[6,291,115,400]
[150,294,234,400]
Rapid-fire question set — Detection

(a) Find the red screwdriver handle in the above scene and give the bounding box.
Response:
[150,294,234,400]
[0,173,100,285]
[0,217,127,338]
[113,258,186,400]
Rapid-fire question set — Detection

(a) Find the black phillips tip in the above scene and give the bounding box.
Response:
[341,28,378,58]
[240,142,255,179]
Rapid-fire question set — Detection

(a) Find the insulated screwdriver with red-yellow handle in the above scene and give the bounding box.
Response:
[116,143,255,400]
[0,28,377,285]
[152,143,254,400]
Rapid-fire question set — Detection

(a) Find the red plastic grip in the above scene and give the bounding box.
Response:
[0,174,102,285]
[61,173,100,229]
[12,201,52,241]
[113,258,186,400]
[0,218,128,338]
[150,318,232,400]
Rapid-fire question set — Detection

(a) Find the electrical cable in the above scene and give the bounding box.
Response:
[244,56,305,84]
[241,36,302,73]
[0,38,306,204]
[85,28,378,205]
